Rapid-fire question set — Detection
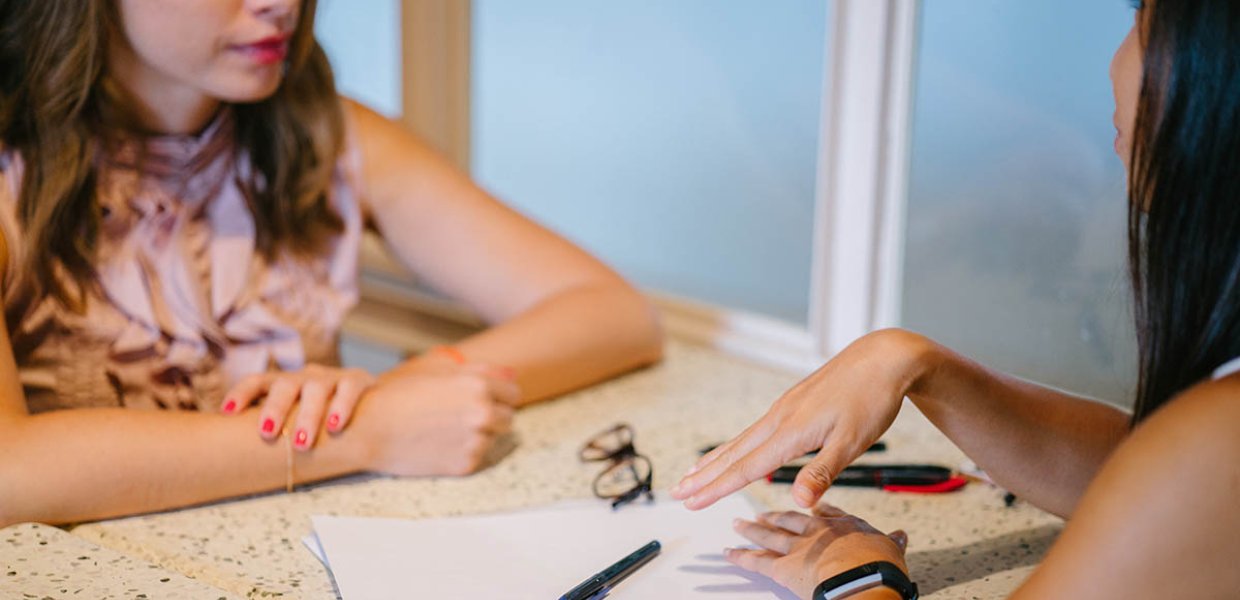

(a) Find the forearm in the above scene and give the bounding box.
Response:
[0,407,368,527]
[901,331,1131,517]
[414,283,663,405]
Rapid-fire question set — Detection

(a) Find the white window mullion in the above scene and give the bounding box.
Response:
[809,0,920,357]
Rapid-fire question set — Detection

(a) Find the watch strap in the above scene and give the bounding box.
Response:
[812,561,918,600]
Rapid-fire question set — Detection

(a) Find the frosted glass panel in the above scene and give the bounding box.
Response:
[902,2,1137,402]
[315,0,401,118]
[472,1,827,324]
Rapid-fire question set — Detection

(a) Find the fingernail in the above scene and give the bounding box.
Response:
[732,518,743,529]
[496,366,517,381]
[222,399,237,413]
[685,464,699,476]
[295,429,309,448]
[261,418,276,435]
[670,482,684,497]
[327,413,341,431]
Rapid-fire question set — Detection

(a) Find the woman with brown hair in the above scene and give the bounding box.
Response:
[673,0,1240,598]
[0,0,662,526]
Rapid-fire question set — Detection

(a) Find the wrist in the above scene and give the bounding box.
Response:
[812,559,914,600]
[815,556,908,586]
[862,328,940,399]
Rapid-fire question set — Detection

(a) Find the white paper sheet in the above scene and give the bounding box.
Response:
[302,533,329,567]
[311,495,797,599]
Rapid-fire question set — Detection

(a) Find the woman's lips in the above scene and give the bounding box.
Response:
[233,35,290,65]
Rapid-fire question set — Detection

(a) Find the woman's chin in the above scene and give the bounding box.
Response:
[209,76,284,105]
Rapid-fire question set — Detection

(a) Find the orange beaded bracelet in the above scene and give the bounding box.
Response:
[430,345,468,365]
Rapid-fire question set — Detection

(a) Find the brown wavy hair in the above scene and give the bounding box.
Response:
[0,0,344,307]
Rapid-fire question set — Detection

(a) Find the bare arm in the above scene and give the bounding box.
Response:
[720,377,1238,600]
[0,298,512,526]
[906,334,1131,517]
[0,311,367,526]
[675,329,1130,518]
[0,228,358,524]
[346,100,663,404]
[0,323,517,526]
[1012,376,1240,599]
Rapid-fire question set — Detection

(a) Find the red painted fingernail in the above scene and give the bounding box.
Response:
[327,413,341,431]
[261,418,276,434]
[295,429,309,448]
[222,399,237,413]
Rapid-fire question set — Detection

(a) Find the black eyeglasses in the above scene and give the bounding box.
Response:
[579,423,654,510]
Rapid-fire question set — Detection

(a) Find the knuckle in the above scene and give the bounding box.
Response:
[301,380,329,400]
[454,447,485,475]
[467,400,493,426]
[457,375,488,396]
[737,461,767,483]
[269,377,298,394]
[238,374,264,388]
[804,462,835,486]
[467,433,491,454]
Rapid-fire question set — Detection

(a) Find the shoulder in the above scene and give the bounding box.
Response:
[337,96,463,217]
[339,96,413,163]
[335,97,404,205]
[1136,374,1240,447]
[1015,377,1240,598]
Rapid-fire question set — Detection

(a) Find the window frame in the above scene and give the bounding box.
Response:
[350,0,921,372]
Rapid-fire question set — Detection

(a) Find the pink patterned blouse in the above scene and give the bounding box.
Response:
[0,109,364,413]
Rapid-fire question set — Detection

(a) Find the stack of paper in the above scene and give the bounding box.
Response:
[306,494,797,599]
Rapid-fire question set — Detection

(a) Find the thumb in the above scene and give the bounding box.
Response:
[791,447,848,509]
[888,529,909,553]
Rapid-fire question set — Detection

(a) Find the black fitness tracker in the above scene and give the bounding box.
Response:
[812,561,919,600]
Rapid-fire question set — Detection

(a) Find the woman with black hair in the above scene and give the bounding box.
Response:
[673,1,1240,598]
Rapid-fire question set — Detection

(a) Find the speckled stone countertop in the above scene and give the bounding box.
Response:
[0,522,241,599]
[1,340,1062,599]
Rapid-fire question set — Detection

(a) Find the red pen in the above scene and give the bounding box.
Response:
[767,464,968,493]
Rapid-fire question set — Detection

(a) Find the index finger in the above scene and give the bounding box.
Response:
[222,373,274,413]
[671,417,778,501]
[682,438,786,510]
[690,416,767,474]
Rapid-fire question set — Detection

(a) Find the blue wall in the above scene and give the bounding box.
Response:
[315,0,401,118]
[471,1,829,324]
[901,1,1138,401]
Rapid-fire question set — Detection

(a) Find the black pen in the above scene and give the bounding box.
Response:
[768,464,960,491]
[559,540,661,600]
[698,441,887,456]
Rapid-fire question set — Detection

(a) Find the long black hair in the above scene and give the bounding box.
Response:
[1128,0,1240,421]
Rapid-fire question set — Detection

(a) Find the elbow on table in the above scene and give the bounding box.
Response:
[620,287,665,367]
[0,419,47,529]
[0,448,28,529]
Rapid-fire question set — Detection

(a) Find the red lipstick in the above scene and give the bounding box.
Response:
[233,34,290,65]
